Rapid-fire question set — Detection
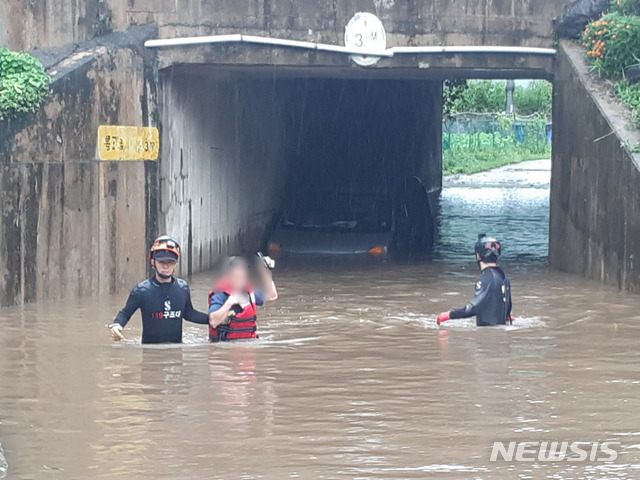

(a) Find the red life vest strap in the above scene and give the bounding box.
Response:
[208,282,259,342]
[209,316,258,342]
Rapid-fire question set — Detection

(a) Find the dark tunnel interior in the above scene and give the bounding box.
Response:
[159,66,509,273]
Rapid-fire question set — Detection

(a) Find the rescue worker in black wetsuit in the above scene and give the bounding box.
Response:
[437,234,513,327]
[109,236,210,343]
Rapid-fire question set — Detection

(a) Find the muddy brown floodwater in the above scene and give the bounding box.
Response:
[2,160,640,479]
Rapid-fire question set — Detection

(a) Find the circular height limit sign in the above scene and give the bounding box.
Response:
[344,12,387,66]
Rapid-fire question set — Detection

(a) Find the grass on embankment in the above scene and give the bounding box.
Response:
[442,132,551,176]
[443,149,550,176]
[616,82,640,131]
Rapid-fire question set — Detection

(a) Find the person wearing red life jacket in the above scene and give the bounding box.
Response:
[208,255,278,342]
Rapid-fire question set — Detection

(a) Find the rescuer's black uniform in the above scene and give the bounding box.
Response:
[449,266,512,326]
[438,234,513,327]
[114,277,209,343]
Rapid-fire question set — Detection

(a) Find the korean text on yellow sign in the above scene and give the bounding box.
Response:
[98,126,160,161]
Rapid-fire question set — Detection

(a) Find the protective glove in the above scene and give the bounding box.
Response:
[437,312,450,326]
[507,316,515,325]
[109,323,124,341]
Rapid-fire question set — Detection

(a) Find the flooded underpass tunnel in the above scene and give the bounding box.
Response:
[5,154,640,478]
[4,67,640,479]
[5,0,640,476]
[161,67,443,270]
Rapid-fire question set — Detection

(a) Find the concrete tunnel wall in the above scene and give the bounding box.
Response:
[160,70,291,275]
[550,41,640,292]
[160,68,442,276]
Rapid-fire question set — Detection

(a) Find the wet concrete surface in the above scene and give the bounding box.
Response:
[1,160,640,479]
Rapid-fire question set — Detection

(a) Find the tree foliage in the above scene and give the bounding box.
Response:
[0,48,50,121]
[514,81,553,116]
[443,80,552,117]
[442,79,467,116]
[447,80,506,114]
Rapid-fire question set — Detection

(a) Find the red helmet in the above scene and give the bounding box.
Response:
[149,235,181,263]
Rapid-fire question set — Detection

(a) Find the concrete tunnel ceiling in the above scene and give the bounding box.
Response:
[161,61,554,81]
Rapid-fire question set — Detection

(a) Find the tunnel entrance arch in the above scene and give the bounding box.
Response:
[154,36,555,275]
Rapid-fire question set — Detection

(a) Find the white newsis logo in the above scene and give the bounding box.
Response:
[490,441,620,462]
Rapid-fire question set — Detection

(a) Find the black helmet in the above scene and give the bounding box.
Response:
[474,233,501,262]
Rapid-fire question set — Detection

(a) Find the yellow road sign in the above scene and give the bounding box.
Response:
[98,125,160,161]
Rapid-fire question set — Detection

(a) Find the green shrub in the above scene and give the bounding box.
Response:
[582,13,640,77]
[0,48,50,121]
[612,0,640,16]
[448,80,507,114]
[514,81,553,117]
[444,79,552,117]
[616,82,640,127]
[442,79,468,116]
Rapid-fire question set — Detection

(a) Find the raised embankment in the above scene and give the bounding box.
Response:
[0,28,158,307]
[550,41,640,292]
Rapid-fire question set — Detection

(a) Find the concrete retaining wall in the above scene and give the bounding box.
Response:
[0,40,158,307]
[2,0,568,53]
[0,0,129,51]
[137,0,566,48]
[550,41,640,292]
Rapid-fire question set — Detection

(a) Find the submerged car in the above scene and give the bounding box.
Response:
[267,190,394,256]
[266,179,434,257]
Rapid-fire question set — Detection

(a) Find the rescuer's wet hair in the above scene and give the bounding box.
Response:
[224,256,249,273]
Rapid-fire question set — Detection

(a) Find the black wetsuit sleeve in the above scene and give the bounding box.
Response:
[506,278,513,318]
[449,274,491,320]
[182,286,209,325]
[114,289,141,327]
